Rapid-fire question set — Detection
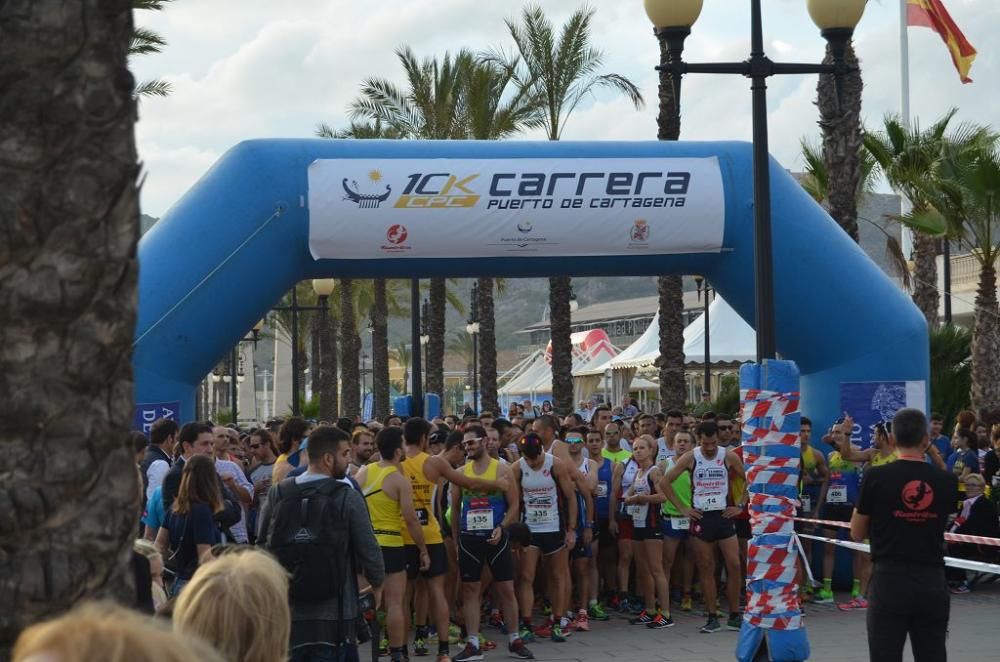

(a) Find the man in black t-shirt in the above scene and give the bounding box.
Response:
[851,408,958,662]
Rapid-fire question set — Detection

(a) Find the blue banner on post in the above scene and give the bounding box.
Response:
[839,381,926,449]
[133,401,181,434]
[362,393,374,421]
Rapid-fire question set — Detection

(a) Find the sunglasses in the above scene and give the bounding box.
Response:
[565,437,584,444]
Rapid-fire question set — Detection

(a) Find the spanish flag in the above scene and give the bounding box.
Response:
[907,0,977,83]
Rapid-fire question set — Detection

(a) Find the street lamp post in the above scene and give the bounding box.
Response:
[272,283,332,416]
[361,351,369,408]
[694,276,713,398]
[420,298,430,391]
[311,279,336,419]
[411,279,423,417]
[466,281,480,415]
[230,319,263,426]
[645,0,866,361]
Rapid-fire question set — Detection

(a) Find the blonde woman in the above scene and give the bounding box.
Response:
[173,549,290,662]
[13,602,223,662]
[134,538,168,610]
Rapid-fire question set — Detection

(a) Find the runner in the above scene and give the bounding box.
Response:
[355,427,430,662]
[622,436,673,629]
[402,419,509,662]
[513,432,578,643]
[585,428,614,620]
[658,429,695,614]
[450,426,534,661]
[796,416,827,602]
[656,409,684,464]
[608,428,639,613]
[662,420,746,633]
[815,416,863,604]
[564,427,598,631]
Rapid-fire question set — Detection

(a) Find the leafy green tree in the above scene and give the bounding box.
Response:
[131,0,174,97]
[929,324,972,430]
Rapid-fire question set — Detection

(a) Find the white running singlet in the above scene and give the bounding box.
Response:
[520,453,561,533]
[692,447,729,512]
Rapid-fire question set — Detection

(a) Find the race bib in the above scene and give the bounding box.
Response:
[626,504,642,517]
[467,509,494,532]
[415,508,430,526]
[800,494,812,513]
[671,517,690,530]
[694,493,724,511]
[827,485,847,504]
[596,482,609,498]
[526,508,557,525]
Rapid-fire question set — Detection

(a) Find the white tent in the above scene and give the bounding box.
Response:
[500,329,619,405]
[577,296,756,402]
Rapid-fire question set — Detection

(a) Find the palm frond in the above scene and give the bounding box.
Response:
[134,79,172,97]
[133,0,174,10]
[130,26,167,55]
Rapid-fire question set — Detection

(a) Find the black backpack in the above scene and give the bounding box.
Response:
[266,477,350,603]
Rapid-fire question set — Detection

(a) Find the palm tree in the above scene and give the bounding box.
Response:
[929,325,972,430]
[316,118,404,140]
[1,0,139,648]
[371,280,391,416]
[349,47,472,399]
[131,0,174,97]
[448,330,476,377]
[910,134,1000,415]
[655,28,686,411]
[503,4,644,414]
[816,40,864,242]
[390,342,412,394]
[339,278,361,418]
[864,111,962,327]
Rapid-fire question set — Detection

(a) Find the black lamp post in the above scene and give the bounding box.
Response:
[694,275,713,398]
[466,281,480,415]
[410,278,423,417]
[420,297,430,390]
[645,0,867,361]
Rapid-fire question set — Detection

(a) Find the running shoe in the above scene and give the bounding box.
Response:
[727,613,743,631]
[629,598,645,615]
[680,594,693,612]
[574,611,591,632]
[541,600,553,618]
[629,610,654,626]
[608,594,622,611]
[517,627,535,643]
[449,624,463,645]
[414,637,429,656]
[837,597,869,611]
[588,602,610,621]
[435,655,451,662]
[452,644,483,662]
[488,612,505,632]
[647,614,675,629]
[379,637,389,656]
[814,589,834,604]
[480,637,496,651]
[700,615,722,634]
[951,583,971,595]
[533,621,552,639]
[550,625,567,643]
[508,639,535,660]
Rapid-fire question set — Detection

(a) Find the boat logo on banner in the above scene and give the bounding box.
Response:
[308,157,725,259]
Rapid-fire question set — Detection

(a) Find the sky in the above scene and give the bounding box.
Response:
[132,0,998,218]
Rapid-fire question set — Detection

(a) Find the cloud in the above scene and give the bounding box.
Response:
[132,0,999,216]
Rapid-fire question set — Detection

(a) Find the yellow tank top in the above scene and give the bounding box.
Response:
[870,450,898,467]
[402,452,443,545]
[802,446,818,474]
[362,464,403,548]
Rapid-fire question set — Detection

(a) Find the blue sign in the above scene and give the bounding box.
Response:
[839,381,926,449]
[133,401,181,434]
[362,393,374,421]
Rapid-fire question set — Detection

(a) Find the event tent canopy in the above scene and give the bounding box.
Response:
[499,328,619,403]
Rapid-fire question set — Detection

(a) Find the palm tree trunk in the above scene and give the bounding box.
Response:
[817,41,863,243]
[912,231,940,328]
[426,278,447,396]
[0,0,140,649]
[549,276,574,415]
[477,277,499,415]
[340,279,361,418]
[310,307,321,398]
[970,261,1000,416]
[318,303,338,421]
[372,279,391,419]
[656,30,687,412]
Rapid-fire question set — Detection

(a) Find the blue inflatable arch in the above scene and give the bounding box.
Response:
[135,139,927,429]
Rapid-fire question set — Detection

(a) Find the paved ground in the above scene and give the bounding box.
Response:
[361,582,1000,661]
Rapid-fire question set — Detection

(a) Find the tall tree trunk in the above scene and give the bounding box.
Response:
[549,276,574,415]
[817,41,863,243]
[970,262,1000,416]
[372,279,391,419]
[0,0,140,650]
[318,301,338,421]
[310,306,321,398]
[339,279,360,418]
[912,231,940,328]
[426,278,446,396]
[656,30,687,412]
[477,277,499,415]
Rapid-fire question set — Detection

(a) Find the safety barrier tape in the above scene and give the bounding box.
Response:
[795,516,1000,547]
[796,533,1000,575]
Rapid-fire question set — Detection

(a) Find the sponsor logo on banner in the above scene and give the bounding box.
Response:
[839,380,926,449]
[381,224,411,253]
[342,170,392,209]
[308,156,726,259]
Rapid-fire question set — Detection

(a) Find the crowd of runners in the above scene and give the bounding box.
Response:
[33,403,989,662]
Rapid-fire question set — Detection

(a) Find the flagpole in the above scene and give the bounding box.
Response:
[899,0,914,258]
